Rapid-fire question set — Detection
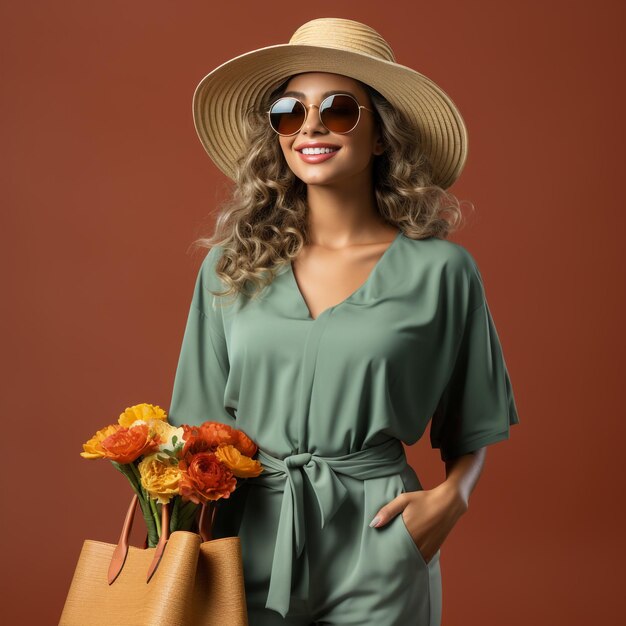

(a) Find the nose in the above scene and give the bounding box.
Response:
[301,103,326,134]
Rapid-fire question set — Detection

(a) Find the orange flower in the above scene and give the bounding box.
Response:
[181,422,233,456]
[181,421,258,458]
[235,430,258,458]
[179,452,237,504]
[80,424,121,459]
[100,423,161,464]
[214,444,263,478]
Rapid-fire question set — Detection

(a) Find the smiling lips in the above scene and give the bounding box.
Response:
[296,146,341,164]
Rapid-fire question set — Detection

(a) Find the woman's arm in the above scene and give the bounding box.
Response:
[442,445,486,510]
[369,447,487,563]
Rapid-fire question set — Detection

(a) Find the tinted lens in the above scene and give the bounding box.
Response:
[269,97,306,135]
[320,95,360,133]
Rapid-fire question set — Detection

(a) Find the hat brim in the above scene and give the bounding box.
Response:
[192,43,468,189]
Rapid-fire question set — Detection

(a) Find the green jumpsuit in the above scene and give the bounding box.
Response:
[168,231,520,625]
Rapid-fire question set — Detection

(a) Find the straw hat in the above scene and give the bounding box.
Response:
[192,17,468,189]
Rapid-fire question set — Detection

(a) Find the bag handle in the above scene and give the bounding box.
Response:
[107,493,170,584]
[141,500,215,543]
[199,500,217,542]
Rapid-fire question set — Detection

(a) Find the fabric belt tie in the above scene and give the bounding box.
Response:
[246,437,409,618]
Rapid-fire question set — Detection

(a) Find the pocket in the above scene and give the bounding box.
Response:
[398,509,429,567]
[397,473,441,569]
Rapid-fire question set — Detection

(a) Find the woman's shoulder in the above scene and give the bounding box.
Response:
[400,234,481,277]
[399,234,485,310]
[198,244,228,288]
[203,243,226,263]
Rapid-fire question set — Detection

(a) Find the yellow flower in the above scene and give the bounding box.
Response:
[138,453,182,504]
[214,444,263,478]
[118,403,168,428]
[80,424,121,459]
[152,421,185,455]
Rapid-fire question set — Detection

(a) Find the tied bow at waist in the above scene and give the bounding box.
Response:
[246,438,409,618]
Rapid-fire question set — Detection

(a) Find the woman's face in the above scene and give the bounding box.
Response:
[275,72,384,187]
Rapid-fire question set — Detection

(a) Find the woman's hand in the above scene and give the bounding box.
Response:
[369,481,469,564]
[370,450,486,563]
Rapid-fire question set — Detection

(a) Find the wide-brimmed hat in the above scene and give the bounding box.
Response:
[192,17,468,189]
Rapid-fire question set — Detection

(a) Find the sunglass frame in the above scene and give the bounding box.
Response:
[266,93,375,136]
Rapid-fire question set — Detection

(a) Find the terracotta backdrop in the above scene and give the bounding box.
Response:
[2,1,623,624]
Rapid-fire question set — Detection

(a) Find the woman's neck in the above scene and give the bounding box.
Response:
[304,181,391,245]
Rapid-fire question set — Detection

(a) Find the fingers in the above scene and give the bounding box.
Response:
[369,493,408,528]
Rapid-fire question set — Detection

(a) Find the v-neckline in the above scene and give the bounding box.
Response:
[287,230,403,322]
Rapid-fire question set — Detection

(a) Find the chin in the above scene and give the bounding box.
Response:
[295,172,343,186]
[288,163,347,184]
[288,157,371,185]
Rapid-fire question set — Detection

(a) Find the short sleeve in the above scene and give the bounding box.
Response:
[167,246,236,429]
[429,258,520,462]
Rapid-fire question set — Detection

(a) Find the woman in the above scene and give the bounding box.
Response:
[169,17,520,626]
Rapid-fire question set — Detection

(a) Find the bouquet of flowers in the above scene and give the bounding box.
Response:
[80,403,263,547]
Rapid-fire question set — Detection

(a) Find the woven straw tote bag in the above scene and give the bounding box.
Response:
[59,493,249,625]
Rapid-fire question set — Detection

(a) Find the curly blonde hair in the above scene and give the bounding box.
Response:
[189,76,474,303]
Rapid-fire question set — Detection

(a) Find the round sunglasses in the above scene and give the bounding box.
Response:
[267,93,375,136]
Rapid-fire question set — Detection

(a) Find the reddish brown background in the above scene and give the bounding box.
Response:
[2,1,624,624]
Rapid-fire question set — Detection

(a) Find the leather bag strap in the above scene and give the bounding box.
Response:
[144,498,211,542]
[146,498,170,582]
[107,493,170,584]
[198,500,216,543]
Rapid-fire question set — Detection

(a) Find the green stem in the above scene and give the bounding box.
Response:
[178,501,201,530]
[116,460,160,547]
[111,460,139,493]
[149,497,161,536]
[139,497,159,547]
[128,460,160,535]
[171,499,200,533]
[170,496,181,534]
